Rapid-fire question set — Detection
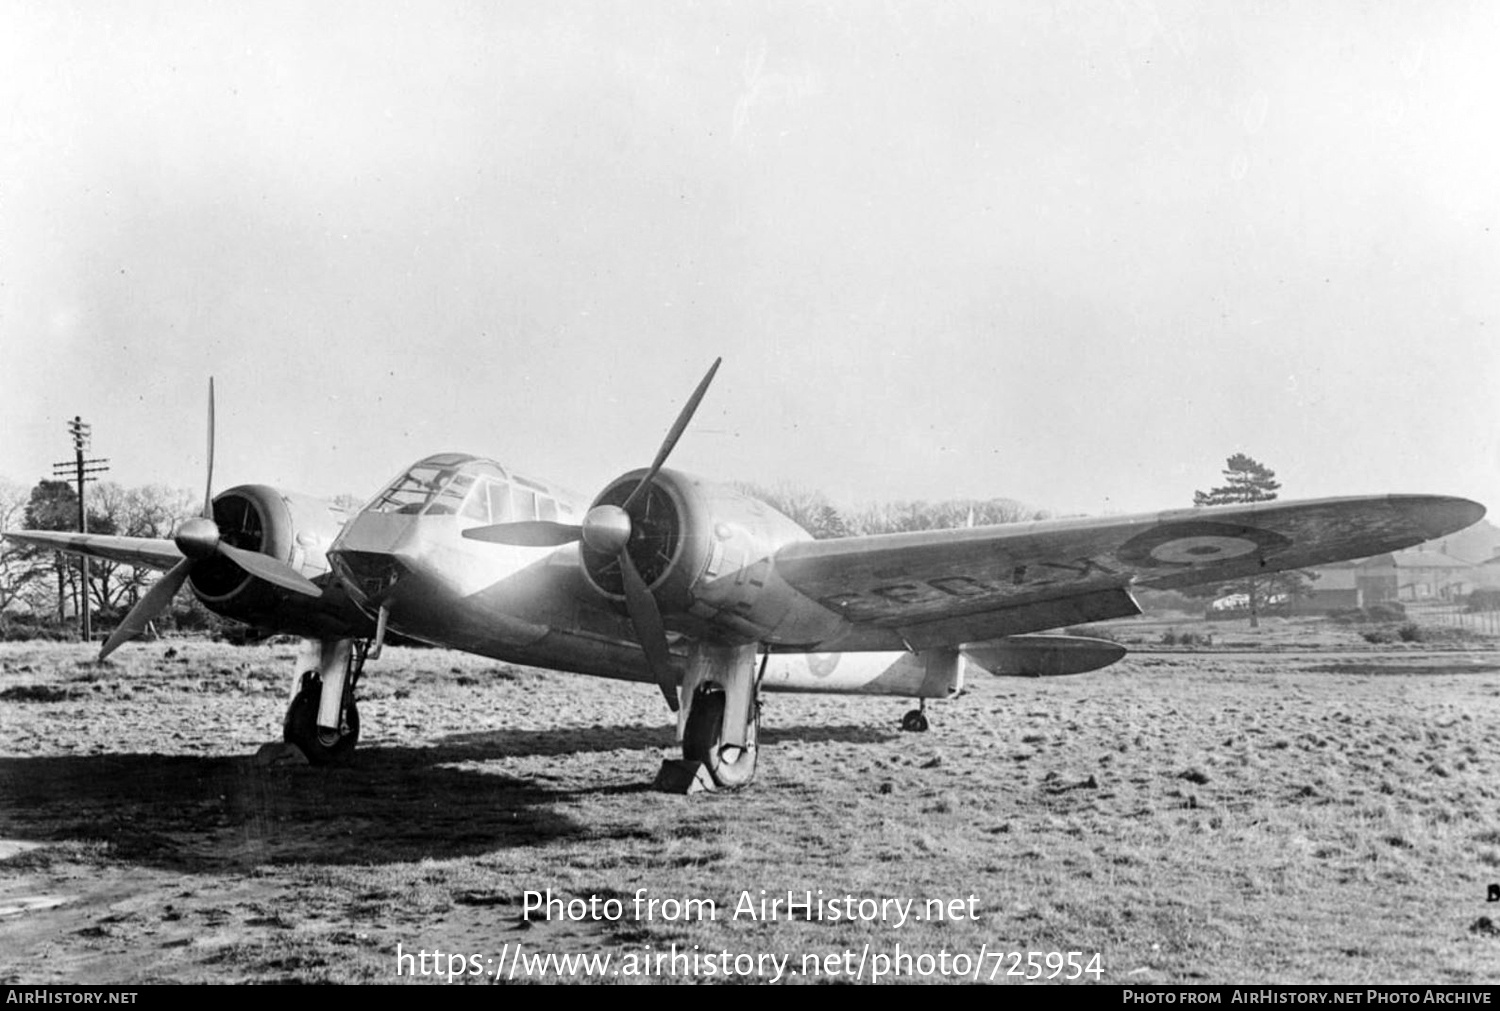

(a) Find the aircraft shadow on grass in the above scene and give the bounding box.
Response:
[431,721,897,755]
[0,720,900,871]
[0,749,581,870]
[0,707,918,875]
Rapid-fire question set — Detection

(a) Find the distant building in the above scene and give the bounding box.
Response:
[1286,561,1363,613]
[1354,548,1475,602]
[1423,519,1500,566]
[1474,551,1500,590]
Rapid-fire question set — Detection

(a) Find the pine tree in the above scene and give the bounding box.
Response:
[1193,453,1281,507]
[1192,455,1314,627]
[22,480,84,622]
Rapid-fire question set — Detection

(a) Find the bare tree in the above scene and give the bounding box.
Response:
[845,497,1048,535]
[733,482,1049,540]
[86,483,198,612]
[84,481,129,613]
[126,484,197,538]
[731,481,850,539]
[329,492,366,515]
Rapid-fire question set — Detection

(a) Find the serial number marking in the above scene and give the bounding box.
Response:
[819,558,1119,616]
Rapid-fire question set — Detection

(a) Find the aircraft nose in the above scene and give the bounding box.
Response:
[329,511,424,605]
[1389,495,1486,540]
[332,549,408,604]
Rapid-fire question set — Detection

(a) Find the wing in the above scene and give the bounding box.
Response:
[3,530,183,571]
[773,495,1484,650]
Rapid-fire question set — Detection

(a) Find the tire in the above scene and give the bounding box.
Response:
[283,672,360,765]
[683,688,759,790]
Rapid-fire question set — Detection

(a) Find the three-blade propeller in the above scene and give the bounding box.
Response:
[463,358,722,710]
[99,379,322,660]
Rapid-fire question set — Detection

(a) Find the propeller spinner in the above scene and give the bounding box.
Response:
[462,358,722,710]
[98,380,322,660]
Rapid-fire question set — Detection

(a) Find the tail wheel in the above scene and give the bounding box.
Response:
[683,687,759,790]
[283,671,360,764]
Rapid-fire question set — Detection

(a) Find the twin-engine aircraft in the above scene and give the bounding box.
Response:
[5,362,1485,789]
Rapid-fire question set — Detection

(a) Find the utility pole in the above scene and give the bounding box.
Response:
[52,417,109,642]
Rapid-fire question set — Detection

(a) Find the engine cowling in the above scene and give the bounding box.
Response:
[187,484,362,635]
[579,468,814,640]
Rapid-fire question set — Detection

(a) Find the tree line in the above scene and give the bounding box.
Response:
[0,478,197,621]
[730,481,1052,540]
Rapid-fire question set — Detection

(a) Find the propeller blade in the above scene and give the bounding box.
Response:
[461,521,583,547]
[100,558,193,661]
[621,357,721,512]
[217,543,323,597]
[203,378,216,519]
[618,548,678,711]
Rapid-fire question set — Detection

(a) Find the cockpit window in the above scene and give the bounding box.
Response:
[485,481,513,523]
[363,455,579,525]
[370,462,451,514]
[422,472,474,515]
[460,486,490,522]
[367,456,510,518]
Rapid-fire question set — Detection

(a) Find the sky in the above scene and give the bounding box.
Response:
[2,1,1497,521]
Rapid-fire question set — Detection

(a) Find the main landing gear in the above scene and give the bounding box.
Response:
[283,638,369,764]
[683,686,760,789]
[658,642,762,792]
[901,699,929,733]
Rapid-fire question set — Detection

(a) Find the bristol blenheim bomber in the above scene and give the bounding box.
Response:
[5,363,1485,789]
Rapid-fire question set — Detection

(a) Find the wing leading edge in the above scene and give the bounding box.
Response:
[3,530,183,571]
[773,495,1485,650]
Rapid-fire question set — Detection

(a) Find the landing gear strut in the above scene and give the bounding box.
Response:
[683,687,760,789]
[901,699,929,733]
[284,638,368,764]
[658,642,763,792]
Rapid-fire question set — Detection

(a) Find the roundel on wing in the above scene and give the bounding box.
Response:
[1117,520,1291,568]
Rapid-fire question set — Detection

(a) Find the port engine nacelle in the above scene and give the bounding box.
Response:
[188,484,367,638]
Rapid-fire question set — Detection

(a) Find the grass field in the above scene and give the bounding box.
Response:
[1,621,1498,984]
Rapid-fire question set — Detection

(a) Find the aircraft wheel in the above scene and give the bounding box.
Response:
[683,688,759,790]
[901,709,929,733]
[284,671,360,764]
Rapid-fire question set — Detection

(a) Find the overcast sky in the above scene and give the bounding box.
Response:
[2,2,1496,521]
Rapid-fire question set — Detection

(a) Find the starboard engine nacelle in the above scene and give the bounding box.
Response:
[188,484,361,636]
[579,468,813,640]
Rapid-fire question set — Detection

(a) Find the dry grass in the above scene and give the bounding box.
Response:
[1,629,1498,984]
